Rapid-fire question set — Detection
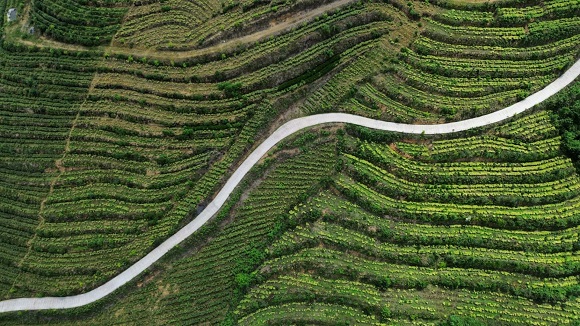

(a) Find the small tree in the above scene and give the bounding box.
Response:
[218,81,243,97]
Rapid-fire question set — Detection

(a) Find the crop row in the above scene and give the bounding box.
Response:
[110,4,378,76]
[103,20,390,99]
[426,15,580,47]
[495,111,558,142]
[350,83,434,123]
[402,49,574,79]
[435,0,580,27]
[345,153,580,206]
[357,140,575,185]
[301,42,385,115]
[308,192,580,254]
[112,134,339,324]
[366,132,561,163]
[238,301,382,325]
[396,61,555,98]
[279,218,580,278]
[496,0,580,25]
[428,135,561,162]
[412,33,580,61]
[337,174,580,231]
[240,268,579,324]
[117,0,308,50]
[0,41,99,298]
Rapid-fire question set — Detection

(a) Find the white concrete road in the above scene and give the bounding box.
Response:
[1,59,579,313]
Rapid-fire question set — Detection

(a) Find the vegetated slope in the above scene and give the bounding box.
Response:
[31,0,132,46]
[0,46,96,297]
[11,107,580,325]
[10,131,336,325]
[0,0,579,312]
[113,0,277,50]
[2,1,398,299]
[0,0,99,298]
[305,0,580,122]
[233,109,580,325]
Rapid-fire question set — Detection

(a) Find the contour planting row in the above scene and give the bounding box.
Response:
[357,141,575,185]
[494,0,580,25]
[345,154,580,206]
[12,123,234,296]
[270,218,580,278]
[425,15,580,47]
[305,192,580,254]
[268,231,579,289]
[116,0,351,50]
[337,172,580,231]
[238,301,384,326]
[301,41,390,116]
[373,73,532,117]
[233,109,580,323]
[399,51,574,83]
[115,0,217,49]
[100,19,392,100]
[373,51,575,118]
[236,199,580,324]
[411,34,580,61]
[360,4,580,120]
[238,271,579,325]
[495,111,558,142]
[435,0,580,27]
[395,61,556,98]
[0,42,269,298]
[427,135,561,162]
[349,83,434,123]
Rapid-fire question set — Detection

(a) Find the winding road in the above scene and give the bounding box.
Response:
[0,59,579,313]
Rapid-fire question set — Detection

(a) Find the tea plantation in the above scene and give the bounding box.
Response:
[0,0,579,324]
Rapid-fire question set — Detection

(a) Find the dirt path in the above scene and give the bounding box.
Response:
[10,0,358,60]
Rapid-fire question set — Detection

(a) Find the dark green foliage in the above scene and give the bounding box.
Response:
[548,82,580,170]
[345,124,403,143]
[276,53,341,91]
[320,23,337,38]
[292,131,318,148]
[439,315,486,326]
[380,306,392,321]
[218,81,243,97]
[235,273,254,290]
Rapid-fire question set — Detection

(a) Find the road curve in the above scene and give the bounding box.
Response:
[1,59,579,313]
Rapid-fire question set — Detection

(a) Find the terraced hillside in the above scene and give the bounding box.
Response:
[6,99,580,325]
[1,129,341,324]
[0,0,579,324]
[232,109,580,325]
